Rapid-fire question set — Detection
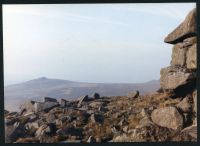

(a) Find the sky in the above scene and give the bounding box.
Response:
[3,3,195,85]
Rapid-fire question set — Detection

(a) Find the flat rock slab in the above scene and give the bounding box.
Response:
[164,8,196,44]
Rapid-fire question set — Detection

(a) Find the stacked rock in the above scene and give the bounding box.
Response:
[160,8,197,96]
[160,8,197,124]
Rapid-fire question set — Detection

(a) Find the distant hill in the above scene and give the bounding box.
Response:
[4,77,160,111]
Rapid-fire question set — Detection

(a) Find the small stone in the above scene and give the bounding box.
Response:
[90,114,104,124]
[60,99,70,107]
[34,101,59,112]
[93,93,100,99]
[127,90,139,98]
[44,97,57,102]
[45,113,56,124]
[77,95,89,108]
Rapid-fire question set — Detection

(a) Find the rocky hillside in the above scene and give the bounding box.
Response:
[4,8,197,143]
[5,77,159,112]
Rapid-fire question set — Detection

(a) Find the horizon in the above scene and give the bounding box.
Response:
[3,3,195,85]
[4,76,160,87]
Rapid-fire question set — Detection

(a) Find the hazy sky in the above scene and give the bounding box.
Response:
[3,3,195,85]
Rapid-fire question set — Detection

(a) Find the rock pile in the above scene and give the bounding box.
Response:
[150,8,197,140]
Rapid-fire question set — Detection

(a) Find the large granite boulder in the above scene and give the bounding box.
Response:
[151,107,183,130]
[164,8,196,44]
[160,66,195,90]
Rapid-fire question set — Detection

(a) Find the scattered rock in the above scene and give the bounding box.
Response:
[136,117,153,128]
[93,93,100,99]
[151,107,183,130]
[34,101,59,112]
[77,95,89,107]
[20,101,36,114]
[5,122,26,143]
[45,113,56,124]
[90,114,104,124]
[60,99,71,107]
[87,136,96,143]
[89,101,105,108]
[44,97,57,103]
[98,106,108,112]
[127,90,139,98]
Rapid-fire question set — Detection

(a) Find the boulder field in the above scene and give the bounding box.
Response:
[4,8,197,143]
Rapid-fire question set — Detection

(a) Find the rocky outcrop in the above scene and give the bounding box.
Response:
[160,8,196,96]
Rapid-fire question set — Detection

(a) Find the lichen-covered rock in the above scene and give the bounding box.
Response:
[151,107,183,130]
[164,8,196,44]
[160,66,195,90]
[186,43,197,69]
